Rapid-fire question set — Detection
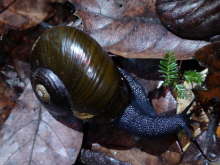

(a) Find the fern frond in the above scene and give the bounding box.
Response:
[184,71,204,85]
[159,52,179,87]
[175,84,187,99]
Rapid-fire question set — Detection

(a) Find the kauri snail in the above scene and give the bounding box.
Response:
[30,26,208,159]
[31,26,129,122]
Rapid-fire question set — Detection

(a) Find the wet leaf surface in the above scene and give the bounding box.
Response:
[80,149,132,165]
[149,87,177,114]
[195,42,220,71]
[1,24,44,61]
[0,63,23,127]
[156,0,220,41]
[0,83,83,165]
[195,42,220,105]
[182,130,220,164]
[87,142,182,165]
[0,0,55,35]
[91,145,163,165]
[205,72,220,89]
[0,89,15,126]
[72,0,209,59]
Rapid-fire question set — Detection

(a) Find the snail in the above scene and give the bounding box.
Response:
[30,26,209,160]
[156,0,220,41]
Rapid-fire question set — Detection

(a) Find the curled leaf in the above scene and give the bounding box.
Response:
[156,0,220,40]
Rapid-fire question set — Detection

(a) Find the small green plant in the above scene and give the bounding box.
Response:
[159,52,204,99]
[159,52,178,87]
[184,71,204,86]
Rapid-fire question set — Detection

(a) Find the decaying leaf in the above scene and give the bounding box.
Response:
[72,0,209,59]
[205,72,220,89]
[80,149,132,165]
[91,145,163,165]
[0,0,55,35]
[181,130,220,164]
[0,64,24,126]
[0,83,83,165]
[150,87,177,114]
[156,0,220,41]
[0,96,15,126]
[195,42,220,71]
[194,42,220,105]
[194,88,220,106]
[89,143,182,165]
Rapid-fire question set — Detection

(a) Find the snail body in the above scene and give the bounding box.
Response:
[156,0,220,41]
[31,26,207,158]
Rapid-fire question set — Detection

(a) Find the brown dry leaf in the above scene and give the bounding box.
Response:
[194,88,220,106]
[181,131,220,164]
[195,42,220,71]
[86,121,182,165]
[205,72,220,89]
[80,149,132,165]
[150,87,177,114]
[72,0,209,59]
[0,66,20,126]
[194,42,220,105]
[216,126,220,138]
[0,83,83,165]
[0,96,15,126]
[89,142,182,165]
[2,27,42,61]
[92,145,163,165]
[0,0,14,10]
[0,0,57,35]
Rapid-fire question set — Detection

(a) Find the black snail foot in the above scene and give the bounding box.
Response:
[116,68,186,137]
[116,68,211,161]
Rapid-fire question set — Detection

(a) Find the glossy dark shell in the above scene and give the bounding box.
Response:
[156,0,220,40]
[31,26,129,120]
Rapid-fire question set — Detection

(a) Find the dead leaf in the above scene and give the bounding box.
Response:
[72,0,209,59]
[195,42,220,71]
[0,0,14,10]
[0,0,55,35]
[0,66,20,126]
[2,28,41,60]
[0,96,15,126]
[149,87,177,114]
[205,71,220,89]
[194,88,220,105]
[80,149,132,165]
[156,0,220,41]
[216,126,220,138]
[181,131,220,164]
[0,83,83,165]
[194,42,220,105]
[92,145,163,165]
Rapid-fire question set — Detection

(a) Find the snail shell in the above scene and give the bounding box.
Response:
[31,26,129,121]
[156,0,220,40]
